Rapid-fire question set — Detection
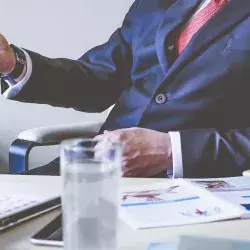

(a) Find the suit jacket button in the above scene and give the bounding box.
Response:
[155,93,166,104]
[167,45,175,51]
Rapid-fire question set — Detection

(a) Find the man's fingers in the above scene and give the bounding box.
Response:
[123,167,154,177]
[122,168,142,177]
[121,155,147,171]
[123,164,163,178]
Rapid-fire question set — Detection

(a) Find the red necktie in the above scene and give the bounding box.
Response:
[177,0,228,55]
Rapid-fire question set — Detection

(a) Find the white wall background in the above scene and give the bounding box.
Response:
[0,0,134,173]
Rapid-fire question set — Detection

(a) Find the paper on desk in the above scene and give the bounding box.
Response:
[184,176,250,192]
[180,177,250,218]
[178,235,250,250]
[120,182,244,229]
[147,242,177,250]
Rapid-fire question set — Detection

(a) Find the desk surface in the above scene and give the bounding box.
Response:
[0,175,249,250]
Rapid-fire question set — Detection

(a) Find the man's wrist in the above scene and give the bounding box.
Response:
[10,45,27,78]
[3,49,32,99]
[1,45,27,84]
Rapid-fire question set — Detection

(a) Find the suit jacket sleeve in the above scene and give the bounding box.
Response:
[180,128,250,178]
[2,0,140,113]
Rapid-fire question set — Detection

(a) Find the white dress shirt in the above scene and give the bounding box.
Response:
[4,0,212,178]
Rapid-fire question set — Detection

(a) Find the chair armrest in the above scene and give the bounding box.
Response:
[9,121,104,174]
[18,121,104,144]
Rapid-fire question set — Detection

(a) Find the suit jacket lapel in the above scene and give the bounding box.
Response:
[155,0,202,74]
[164,0,250,81]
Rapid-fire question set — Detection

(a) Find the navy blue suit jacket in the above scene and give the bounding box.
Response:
[4,0,250,177]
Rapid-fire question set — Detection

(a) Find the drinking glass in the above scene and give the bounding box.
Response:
[60,138,122,250]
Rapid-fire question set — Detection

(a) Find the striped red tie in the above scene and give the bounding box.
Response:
[177,0,228,55]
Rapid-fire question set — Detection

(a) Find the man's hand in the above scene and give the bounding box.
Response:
[0,34,16,74]
[95,127,173,177]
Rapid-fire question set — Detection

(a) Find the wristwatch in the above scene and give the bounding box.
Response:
[0,44,27,83]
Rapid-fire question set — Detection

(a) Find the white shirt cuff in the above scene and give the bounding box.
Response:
[168,131,183,179]
[3,49,32,99]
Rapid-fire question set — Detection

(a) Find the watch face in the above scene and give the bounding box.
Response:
[16,54,26,64]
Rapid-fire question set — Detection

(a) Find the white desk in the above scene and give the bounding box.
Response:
[0,175,250,250]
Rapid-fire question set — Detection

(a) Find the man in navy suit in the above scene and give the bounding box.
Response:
[1,0,250,178]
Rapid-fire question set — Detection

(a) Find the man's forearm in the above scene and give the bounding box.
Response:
[2,27,132,113]
[1,0,139,112]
